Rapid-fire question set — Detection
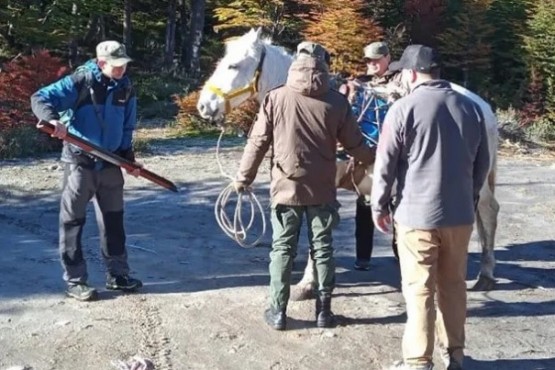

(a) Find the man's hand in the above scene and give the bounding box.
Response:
[373,212,392,234]
[232,181,250,193]
[125,161,143,177]
[38,120,67,139]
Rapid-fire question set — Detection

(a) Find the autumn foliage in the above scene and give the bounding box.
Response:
[0,50,69,131]
[300,0,382,74]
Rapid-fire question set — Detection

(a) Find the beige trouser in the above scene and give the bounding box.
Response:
[396,223,473,367]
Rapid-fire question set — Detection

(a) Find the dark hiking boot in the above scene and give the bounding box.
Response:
[264,307,286,330]
[106,275,143,291]
[316,293,335,328]
[354,259,370,271]
[447,361,463,370]
[66,283,98,301]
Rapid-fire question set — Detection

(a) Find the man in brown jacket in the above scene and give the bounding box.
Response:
[234,42,374,330]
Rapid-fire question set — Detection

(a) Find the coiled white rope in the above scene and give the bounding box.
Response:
[214,128,267,248]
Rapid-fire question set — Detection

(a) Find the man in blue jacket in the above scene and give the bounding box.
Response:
[31,40,142,301]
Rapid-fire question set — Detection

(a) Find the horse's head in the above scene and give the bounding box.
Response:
[197,28,267,122]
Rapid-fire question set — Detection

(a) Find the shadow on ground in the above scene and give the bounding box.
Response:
[465,356,555,370]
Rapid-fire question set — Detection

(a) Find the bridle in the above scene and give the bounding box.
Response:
[204,46,266,115]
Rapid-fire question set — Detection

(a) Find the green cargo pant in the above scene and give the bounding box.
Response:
[269,204,340,310]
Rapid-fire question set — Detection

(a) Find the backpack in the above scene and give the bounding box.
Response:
[73,66,133,111]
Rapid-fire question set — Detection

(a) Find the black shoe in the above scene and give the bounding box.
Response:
[316,294,335,328]
[106,275,143,291]
[264,307,286,330]
[66,283,98,301]
[447,362,463,370]
[354,259,370,271]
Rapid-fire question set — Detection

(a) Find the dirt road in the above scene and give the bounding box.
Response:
[1,136,554,370]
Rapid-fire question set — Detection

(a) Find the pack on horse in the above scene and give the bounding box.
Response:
[197,28,500,296]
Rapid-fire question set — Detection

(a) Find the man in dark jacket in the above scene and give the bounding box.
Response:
[234,42,374,330]
[371,45,490,370]
[30,40,142,301]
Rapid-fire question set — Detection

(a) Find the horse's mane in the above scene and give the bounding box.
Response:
[226,35,294,99]
[225,35,292,60]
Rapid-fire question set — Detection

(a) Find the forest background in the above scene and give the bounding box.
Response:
[0,0,554,158]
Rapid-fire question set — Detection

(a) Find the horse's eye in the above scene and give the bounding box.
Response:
[228,64,239,70]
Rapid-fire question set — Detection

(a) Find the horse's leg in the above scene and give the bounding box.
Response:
[290,250,316,301]
[471,169,500,291]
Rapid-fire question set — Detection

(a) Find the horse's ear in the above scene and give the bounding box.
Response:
[254,27,262,39]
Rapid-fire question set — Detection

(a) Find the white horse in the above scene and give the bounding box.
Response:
[197,28,500,296]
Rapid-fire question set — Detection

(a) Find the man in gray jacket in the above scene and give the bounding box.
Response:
[235,42,374,330]
[371,45,490,370]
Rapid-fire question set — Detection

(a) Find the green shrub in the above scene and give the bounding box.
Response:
[0,125,61,159]
[133,73,198,120]
[132,136,152,154]
[526,115,555,143]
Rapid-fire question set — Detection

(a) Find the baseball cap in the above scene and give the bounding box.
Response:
[96,41,132,67]
[389,44,440,73]
[363,41,389,60]
[296,41,331,65]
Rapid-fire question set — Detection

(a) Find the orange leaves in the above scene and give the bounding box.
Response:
[300,0,383,75]
[0,50,69,130]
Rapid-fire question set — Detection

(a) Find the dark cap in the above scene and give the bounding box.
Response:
[389,45,440,73]
[363,41,389,60]
[296,41,331,65]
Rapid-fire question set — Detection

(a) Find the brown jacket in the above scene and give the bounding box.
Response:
[236,56,375,206]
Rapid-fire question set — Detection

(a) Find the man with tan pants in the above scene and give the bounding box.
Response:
[370,45,490,370]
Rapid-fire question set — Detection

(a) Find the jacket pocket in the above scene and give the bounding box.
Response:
[274,152,303,179]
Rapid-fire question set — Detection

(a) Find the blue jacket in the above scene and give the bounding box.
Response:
[31,60,137,156]
[350,88,388,147]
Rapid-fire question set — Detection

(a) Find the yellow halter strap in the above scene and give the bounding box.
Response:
[204,47,266,115]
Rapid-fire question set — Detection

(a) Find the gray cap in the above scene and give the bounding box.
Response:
[296,41,330,65]
[96,41,132,67]
[363,41,389,60]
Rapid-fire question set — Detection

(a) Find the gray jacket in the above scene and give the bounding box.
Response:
[371,79,490,229]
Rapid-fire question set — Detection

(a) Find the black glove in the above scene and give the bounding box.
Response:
[117,148,136,162]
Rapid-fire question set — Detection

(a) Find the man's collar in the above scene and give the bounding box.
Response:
[411,79,450,92]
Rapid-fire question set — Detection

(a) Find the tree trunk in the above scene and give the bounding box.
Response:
[164,0,178,69]
[0,26,16,49]
[99,15,106,40]
[178,0,190,68]
[68,3,79,68]
[82,14,100,45]
[123,0,133,51]
[184,0,205,76]
[463,66,469,88]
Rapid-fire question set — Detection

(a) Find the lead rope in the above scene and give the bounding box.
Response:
[214,128,267,248]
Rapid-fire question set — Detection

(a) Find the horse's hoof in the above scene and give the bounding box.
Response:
[290,284,315,301]
[471,275,496,291]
